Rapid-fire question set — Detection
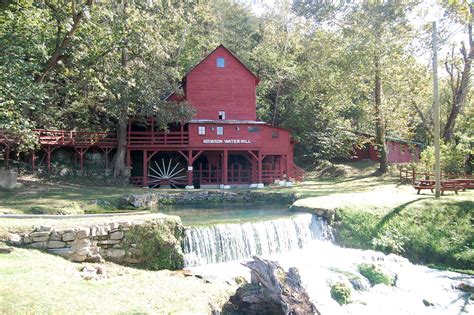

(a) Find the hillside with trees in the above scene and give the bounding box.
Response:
[1,0,472,174]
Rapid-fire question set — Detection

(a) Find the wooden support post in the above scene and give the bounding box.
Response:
[180,122,184,144]
[142,150,148,188]
[223,150,228,187]
[279,156,284,180]
[126,149,131,167]
[79,149,84,171]
[31,152,36,172]
[151,118,155,144]
[104,148,110,169]
[5,147,10,169]
[286,154,291,180]
[46,146,52,174]
[258,151,263,185]
[186,150,193,189]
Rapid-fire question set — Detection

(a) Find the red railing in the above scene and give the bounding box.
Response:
[128,131,189,146]
[0,131,17,146]
[33,129,117,147]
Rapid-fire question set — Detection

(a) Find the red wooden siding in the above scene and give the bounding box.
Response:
[185,46,257,121]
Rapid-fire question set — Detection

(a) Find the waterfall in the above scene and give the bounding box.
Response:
[183,214,331,267]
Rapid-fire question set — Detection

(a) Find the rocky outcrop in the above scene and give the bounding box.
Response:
[222,256,319,315]
[119,190,296,208]
[289,203,335,223]
[6,214,184,270]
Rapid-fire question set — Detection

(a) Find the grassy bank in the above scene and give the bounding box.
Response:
[334,198,474,273]
[0,176,147,214]
[0,248,233,314]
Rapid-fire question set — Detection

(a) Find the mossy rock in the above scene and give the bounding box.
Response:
[330,282,351,305]
[358,263,394,286]
[123,218,184,270]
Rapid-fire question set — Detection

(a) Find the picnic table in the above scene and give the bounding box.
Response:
[413,179,464,195]
[451,178,474,191]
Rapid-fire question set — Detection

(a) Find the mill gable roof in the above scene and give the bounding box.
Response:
[182,44,260,85]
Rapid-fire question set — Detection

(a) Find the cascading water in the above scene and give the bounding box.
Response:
[183,214,331,267]
[184,212,474,314]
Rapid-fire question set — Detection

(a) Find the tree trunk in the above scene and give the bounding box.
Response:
[442,4,473,142]
[374,56,388,174]
[113,110,128,177]
[35,0,92,83]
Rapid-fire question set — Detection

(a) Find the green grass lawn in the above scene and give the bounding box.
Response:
[0,176,148,215]
[1,162,472,273]
[0,248,233,314]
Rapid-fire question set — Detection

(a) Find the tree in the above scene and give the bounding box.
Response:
[441,1,473,141]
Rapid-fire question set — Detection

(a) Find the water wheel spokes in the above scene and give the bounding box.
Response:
[148,158,186,188]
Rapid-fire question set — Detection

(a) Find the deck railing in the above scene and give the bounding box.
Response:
[33,130,117,147]
[128,131,189,146]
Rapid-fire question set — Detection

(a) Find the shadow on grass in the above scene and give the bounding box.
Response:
[373,197,429,234]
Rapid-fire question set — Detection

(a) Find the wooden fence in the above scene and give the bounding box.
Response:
[399,168,473,184]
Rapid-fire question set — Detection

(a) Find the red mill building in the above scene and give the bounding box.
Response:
[0,45,303,189]
[127,45,302,189]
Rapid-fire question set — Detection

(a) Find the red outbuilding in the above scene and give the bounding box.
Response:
[126,45,302,188]
[352,136,423,164]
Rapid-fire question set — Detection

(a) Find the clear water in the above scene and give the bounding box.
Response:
[181,211,474,314]
[159,204,295,226]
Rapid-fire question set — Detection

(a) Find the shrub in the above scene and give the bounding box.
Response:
[123,219,184,270]
[330,282,351,305]
[418,141,471,174]
[358,263,394,286]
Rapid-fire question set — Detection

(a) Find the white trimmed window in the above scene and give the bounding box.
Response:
[198,126,205,135]
[218,111,226,120]
[217,126,224,135]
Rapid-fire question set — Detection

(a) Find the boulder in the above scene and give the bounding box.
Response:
[29,231,51,242]
[8,233,22,246]
[109,231,124,240]
[47,240,67,249]
[119,193,158,209]
[76,228,90,239]
[62,231,76,242]
[0,169,17,189]
[0,245,14,254]
[222,256,320,315]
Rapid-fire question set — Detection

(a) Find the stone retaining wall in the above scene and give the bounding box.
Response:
[120,190,297,208]
[7,214,184,269]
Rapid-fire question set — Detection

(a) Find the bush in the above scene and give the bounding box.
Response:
[123,219,184,270]
[330,283,351,305]
[418,141,471,174]
[358,263,394,286]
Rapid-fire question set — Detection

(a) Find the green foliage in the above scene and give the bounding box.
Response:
[358,263,394,286]
[419,140,471,174]
[330,282,352,305]
[336,199,474,271]
[0,0,472,167]
[123,220,184,271]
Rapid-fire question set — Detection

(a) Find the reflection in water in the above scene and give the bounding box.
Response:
[159,203,294,226]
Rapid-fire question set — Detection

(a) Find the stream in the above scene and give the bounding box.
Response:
[170,206,473,314]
